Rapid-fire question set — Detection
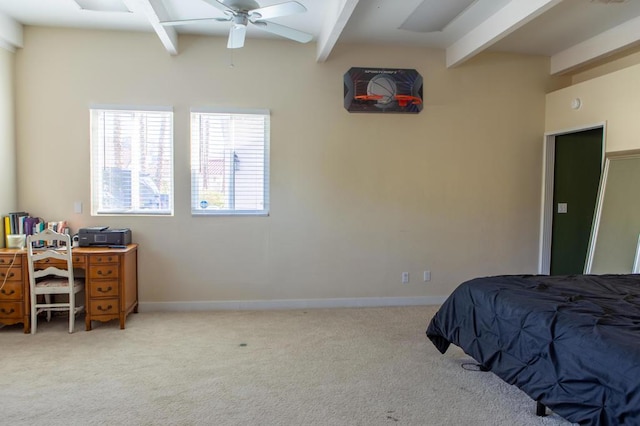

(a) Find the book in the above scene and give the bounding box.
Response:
[7,211,28,235]
[23,216,38,236]
[3,216,9,247]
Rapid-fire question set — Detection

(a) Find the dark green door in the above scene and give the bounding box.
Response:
[550,128,603,275]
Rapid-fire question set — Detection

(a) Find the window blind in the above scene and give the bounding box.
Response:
[191,109,270,215]
[90,107,174,215]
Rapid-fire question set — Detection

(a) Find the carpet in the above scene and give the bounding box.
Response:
[0,306,573,425]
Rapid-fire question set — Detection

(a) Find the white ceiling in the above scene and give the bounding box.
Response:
[1,0,640,74]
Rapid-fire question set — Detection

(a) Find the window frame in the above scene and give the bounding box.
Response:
[190,107,270,216]
[89,105,174,216]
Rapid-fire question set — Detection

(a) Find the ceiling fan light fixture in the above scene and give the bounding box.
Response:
[228,17,247,48]
[73,0,131,13]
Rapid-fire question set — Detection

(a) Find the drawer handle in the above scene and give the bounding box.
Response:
[0,272,14,279]
[0,308,15,314]
[97,286,113,293]
[97,270,113,276]
[97,304,113,312]
[1,289,16,295]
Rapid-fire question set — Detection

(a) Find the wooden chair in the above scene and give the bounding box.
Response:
[27,229,84,334]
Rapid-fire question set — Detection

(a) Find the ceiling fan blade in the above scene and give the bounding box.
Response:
[252,21,312,43]
[227,24,247,48]
[160,17,231,26]
[200,0,236,14]
[249,1,306,21]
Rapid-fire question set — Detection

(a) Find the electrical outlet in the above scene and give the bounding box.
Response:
[402,272,409,284]
[424,270,431,282]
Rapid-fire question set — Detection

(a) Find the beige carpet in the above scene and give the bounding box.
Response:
[1,306,574,425]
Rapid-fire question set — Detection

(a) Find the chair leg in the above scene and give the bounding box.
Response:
[69,293,74,333]
[31,292,37,335]
[45,294,52,322]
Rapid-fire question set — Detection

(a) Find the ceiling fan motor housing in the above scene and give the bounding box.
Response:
[160,0,312,48]
[222,0,260,12]
[232,13,249,26]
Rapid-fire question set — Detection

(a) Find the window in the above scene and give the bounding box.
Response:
[191,109,270,215]
[90,106,173,215]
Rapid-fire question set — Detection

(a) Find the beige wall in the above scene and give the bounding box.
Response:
[15,27,553,306]
[546,62,640,153]
[1,46,17,247]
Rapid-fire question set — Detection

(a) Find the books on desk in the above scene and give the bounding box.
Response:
[46,221,70,247]
[3,212,32,247]
[4,211,28,235]
[47,220,68,234]
[3,214,69,248]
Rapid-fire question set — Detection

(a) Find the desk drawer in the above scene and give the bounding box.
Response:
[34,258,67,269]
[89,265,119,279]
[33,255,84,268]
[90,254,120,264]
[89,298,119,315]
[0,255,21,266]
[72,255,86,267]
[89,279,119,298]
[0,301,23,319]
[0,266,22,282]
[0,281,23,300]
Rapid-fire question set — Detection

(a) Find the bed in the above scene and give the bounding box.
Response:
[426,274,640,425]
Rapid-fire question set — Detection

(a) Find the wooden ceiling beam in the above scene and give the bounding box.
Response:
[125,0,178,55]
[316,0,359,63]
[551,16,640,74]
[0,11,23,52]
[446,0,562,68]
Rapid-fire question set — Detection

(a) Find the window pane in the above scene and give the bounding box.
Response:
[191,110,269,216]
[91,108,173,215]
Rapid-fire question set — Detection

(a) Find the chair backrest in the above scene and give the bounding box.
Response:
[26,229,75,285]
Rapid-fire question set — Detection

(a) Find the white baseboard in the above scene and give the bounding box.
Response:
[138,296,448,312]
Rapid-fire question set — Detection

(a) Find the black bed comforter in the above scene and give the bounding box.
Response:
[426,274,640,425]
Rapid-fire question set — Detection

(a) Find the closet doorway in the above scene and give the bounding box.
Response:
[539,125,605,275]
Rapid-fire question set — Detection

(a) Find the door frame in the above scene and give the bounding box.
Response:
[538,122,607,274]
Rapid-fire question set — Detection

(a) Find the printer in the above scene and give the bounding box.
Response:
[78,226,132,247]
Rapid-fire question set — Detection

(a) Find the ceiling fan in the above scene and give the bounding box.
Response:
[161,0,313,49]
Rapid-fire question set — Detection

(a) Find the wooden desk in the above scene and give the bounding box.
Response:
[0,244,138,333]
